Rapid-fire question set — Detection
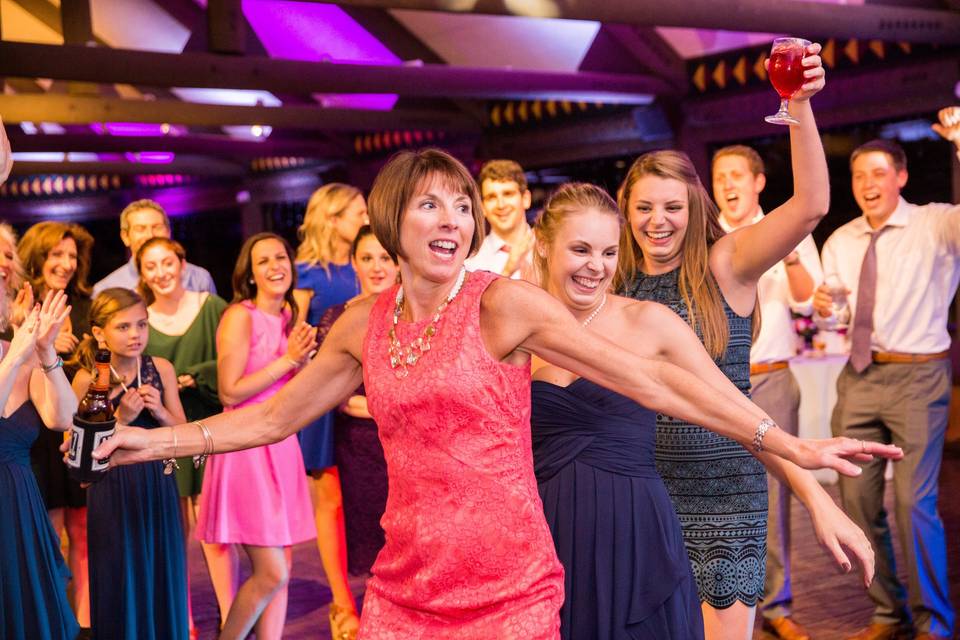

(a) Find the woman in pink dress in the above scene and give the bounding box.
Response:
[196,232,318,640]
[98,149,902,639]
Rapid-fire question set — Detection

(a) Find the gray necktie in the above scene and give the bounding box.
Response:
[849,228,886,373]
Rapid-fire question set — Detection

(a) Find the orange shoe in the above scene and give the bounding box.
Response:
[763,616,811,640]
[843,622,913,640]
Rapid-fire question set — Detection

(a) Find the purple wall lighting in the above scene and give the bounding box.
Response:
[243,0,400,111]
[93,122,182,137]
[124,151,176,164]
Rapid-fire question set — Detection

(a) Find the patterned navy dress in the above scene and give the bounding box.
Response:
[623,267,767,608]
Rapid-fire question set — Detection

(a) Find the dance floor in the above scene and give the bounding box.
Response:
[185,447,960,639]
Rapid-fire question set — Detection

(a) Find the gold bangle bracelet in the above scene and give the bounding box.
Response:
[162,426,180,475]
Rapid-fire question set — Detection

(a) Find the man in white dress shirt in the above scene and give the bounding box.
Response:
[464,159,534,280]
[813,114,960,640]
[713,145,822,640]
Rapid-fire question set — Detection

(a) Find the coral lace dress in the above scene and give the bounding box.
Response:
[360,270,564,639]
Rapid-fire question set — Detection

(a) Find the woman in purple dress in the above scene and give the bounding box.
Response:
[317,225,396,578]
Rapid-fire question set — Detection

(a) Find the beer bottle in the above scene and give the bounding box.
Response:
[66,349,117,482]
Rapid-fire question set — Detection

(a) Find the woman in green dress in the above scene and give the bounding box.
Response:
[136,236,237,637]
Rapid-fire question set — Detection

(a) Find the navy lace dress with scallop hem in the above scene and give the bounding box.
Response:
[87,355,188,640]
[623,267,767,609]
[0,400,80,640]
[532,378,704,639]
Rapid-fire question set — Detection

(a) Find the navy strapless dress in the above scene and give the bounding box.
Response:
[0,400,80,640]
[86,355,187,640]
[532,378,704,640]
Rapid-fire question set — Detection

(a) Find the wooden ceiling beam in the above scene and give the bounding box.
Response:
[0,41,670,102]
[328,0,960,44]
[5,132,349,159]
[0,93,478,133]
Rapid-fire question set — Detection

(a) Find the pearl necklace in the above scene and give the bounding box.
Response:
[388,267,467,379]
[581,294,606,327]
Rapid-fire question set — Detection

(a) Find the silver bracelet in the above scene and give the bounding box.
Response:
[162,426,180,475]
[752,418,777,452]
[193,420,214,469]
[39,356,64,373]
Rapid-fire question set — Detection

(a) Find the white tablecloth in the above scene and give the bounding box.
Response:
[788,354,848,484]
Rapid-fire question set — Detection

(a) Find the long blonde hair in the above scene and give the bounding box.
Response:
[533,182,623,288]
[296,183,362,272]
[615,150,733,359]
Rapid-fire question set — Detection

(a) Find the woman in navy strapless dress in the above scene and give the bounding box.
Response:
[532,377,702,639]
[0,290,81,640]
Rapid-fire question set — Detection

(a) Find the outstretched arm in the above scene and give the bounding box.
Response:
[631,300,875,586]
[91,298,369,467]
[491,280,900,476]
[716,43,830,288]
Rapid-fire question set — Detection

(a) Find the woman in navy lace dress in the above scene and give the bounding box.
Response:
[615,48,881,639]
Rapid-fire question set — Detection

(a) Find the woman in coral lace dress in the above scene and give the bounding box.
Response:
[95,149,901,638]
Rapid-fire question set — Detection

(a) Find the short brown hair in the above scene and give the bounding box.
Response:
[478,159,528,192]
[368,148,484,261]
[850,139,907,173]
[135,236,187,305]
[18,221,94,298]
[712,145,765,176]
[120,199,170,232]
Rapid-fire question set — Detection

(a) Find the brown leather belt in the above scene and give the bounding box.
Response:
[872,350,950,364]
[750,361,790,375]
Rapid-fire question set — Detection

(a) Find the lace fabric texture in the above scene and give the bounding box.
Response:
[361,270,563,638]
[623,268,768,608]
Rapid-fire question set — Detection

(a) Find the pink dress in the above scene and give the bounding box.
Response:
[360,270,564,639]
[196,301,315,546]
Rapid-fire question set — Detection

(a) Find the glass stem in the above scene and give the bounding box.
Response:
[780,98,790,115]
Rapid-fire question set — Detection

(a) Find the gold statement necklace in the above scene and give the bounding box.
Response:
[388,267,467,379]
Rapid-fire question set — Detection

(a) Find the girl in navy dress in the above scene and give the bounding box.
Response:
[70,288,188,640]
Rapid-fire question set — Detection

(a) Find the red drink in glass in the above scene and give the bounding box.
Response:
[769,47,805,98]
[764,37,810,126]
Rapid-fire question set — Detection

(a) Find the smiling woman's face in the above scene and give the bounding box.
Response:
[627,175,690,274]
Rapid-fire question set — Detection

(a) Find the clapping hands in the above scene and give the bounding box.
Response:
[35,290,72,356]
[7,289,72,366]
[286,321,318,367]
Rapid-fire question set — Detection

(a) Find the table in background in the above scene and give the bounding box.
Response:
[789,354,847,485]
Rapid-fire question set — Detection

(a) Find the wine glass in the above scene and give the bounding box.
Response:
[764,37,811,126]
